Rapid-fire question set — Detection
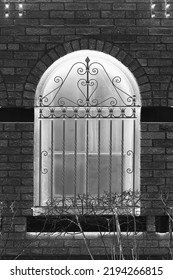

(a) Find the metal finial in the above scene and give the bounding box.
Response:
[85,57,90,64]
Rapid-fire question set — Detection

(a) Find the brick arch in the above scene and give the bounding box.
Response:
[24,38,151,107]
[0,71,7,107]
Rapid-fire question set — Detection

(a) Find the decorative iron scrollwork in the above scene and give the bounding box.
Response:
[39,106,137,119]
[126,150,134,174]
[41,151,48,174]
[39,57,136,108]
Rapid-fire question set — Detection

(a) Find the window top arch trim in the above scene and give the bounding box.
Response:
[35,50,141,108]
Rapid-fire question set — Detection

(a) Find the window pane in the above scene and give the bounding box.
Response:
[54,154,63,196]
[112,119,122,153]
[40,115,136,201]
[88,119,98,154]
[54,119,63,152]
[100,119,110,153]
[76,154,86,195]
[77,119,85,153]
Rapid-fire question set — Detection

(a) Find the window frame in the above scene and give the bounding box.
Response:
[33,50,141,215]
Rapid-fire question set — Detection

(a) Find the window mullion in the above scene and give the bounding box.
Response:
[62,118,65,204]
[39,119,42,206]
[133,119,136,193]
[121,119,124,194]
[86,119,89,200]
[74,119,77,203]
[109,119,112,195]
[98,118,101,202]
[50,119,54,204]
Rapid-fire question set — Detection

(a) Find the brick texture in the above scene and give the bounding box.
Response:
[0,0,172,107]
[0,0,173,260]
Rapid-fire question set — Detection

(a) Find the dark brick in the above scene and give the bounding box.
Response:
[142,132,165,139]
[40,3,64,10]
[40,35,64,43]
[101,11,125,18]
[148,124,160,131]
[26,28,50,35]
[0,147,20,155]
[153,155,173,162]
[51,28,75,35]
[13,19,39,26]
[141,178,165,185]
[113,3,136,10]
[0,163,21,170]
[126,10,151,18]
[141,147,165,154]
[1,27,25,36]
[15,124,34,131]
[76,28,100,35]
[141,162,165,169]
[90,19,113,26]
[160,124,173,132]
[154,170,173,177]
[76,11,99,18]
[0,178,21,186]
[88,3,112,10]
[25,11,49,19]
[9,139,33,147]
[50,11,74,18]
[153,140,173,147]
[22,163,33,170]
[149,28,173,35]
[0,132,21,140]
[65,3,87,10]
[141,170,152,177]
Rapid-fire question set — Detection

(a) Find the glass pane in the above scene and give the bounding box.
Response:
[100,119,110,153]
[54,119,63,152]
[99,154,110,194]
[77,119,85,153]
[88,154,98,195]
[64,154,74,196]
[76,154,86,196]
[65,119,75,152]
[52,116,135,198]
[54,154,63,197]
[88,119,98,154]
[111,154,122,193]
[112,119,122,153]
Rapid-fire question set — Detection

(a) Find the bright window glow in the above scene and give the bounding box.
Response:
[34,50,141,210]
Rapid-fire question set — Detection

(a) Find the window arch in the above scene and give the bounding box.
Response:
[34,50,141,209]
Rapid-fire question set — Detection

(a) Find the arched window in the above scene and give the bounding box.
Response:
[34,50,141,210]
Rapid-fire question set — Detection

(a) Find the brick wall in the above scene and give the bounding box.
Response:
[141,123,173,216]
[1,0,173,259]
[0,122,172,259]
[0,0,173,107]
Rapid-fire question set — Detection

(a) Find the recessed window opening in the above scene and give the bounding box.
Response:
[34,50,141,214]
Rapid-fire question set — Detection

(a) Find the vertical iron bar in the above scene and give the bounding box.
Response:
[98,119,101,202]
[39,119,42,206]
[109,119,112,194]
[85,57,90,106]
[121,120,124,194]
[74,119,77,202]
[50,120,54,204]
[133,119,136,192]
[86,119,89,198]
[62,119,65,204]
